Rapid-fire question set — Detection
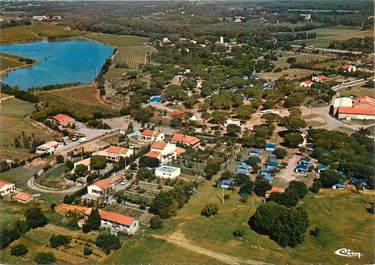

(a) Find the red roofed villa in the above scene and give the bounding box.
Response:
[15,192,33,203]
[53,114,76,127]
[171,134,200,147]
[312,75,327,83]
[139,129,165,142]
[98,210,140,234]
[95,146,134,162]
[0,179,16,196]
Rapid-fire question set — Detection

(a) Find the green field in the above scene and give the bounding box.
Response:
[0,98,52,160]
[37,164,67,189]
[85,33,147,47]
[37,84,117,119]
[338,85,375,98]
[0,24,82,43]
[293,26,374,48]
[0,52,31,71]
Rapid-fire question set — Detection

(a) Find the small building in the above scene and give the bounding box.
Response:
[316,164,328,174]
[55,203,92,216]
[312,75,327,83]
[36,141,64,155]
[83,175,123,202]
[337,107,375,120]
[0,179,16,196]
[300,80,313,88]
[171,134,200,147]
[236,163,251,175]
[266,161,279,170]
[14,192,33,203]
[333,97,353,109]
[139,130,165,142]
[342,64,357,73]
[220,179,234,189]
[295,164,309,173]
[261,169,273,181]
[149,95,163,103]
[332,182,345,190]
[155,165,181,179]
[353,96,375,109]
[265,143,277,153]
[249,148,262,158]
[265,187,285,198]
[98,210,140,235]
[299,156,312,166]
[73,158,91,171]
[53,114,75,127]
[145,141,185,164]
[94,146,133,162]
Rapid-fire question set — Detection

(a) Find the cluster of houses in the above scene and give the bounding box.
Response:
[332,95,375,121]
[299,75,328,88]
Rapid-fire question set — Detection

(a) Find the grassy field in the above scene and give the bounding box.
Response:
[37,163,67,189]
[261,68,318,81]
[338,84,375,98]
[274,51,332,69]
[85,33,147,47]
[37,84,117,118]
[0,52,30,71]
[0,24,82,43]
[0,98,52,160]
[113,46,149,69]
[294,26,374,48]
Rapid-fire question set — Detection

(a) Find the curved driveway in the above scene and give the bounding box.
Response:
[27,177,82,194]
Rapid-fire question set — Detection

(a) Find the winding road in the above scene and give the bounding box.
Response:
[27,177,82,194]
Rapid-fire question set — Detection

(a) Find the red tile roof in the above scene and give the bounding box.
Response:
[53,114,75,124]
[98,210,135,226]
[175,147,186,154]
[172,134,200,146]
[145,150,161,159]
[151,141,167,150]
[142,130,159,137]
[15,192,33,202]
[353,96,375,107]
[106,146,129,155]
[266,187,285,194]
[92,175,123,190]
[338,106,375,115]
[0,179,12,188]
[55,203,92,216]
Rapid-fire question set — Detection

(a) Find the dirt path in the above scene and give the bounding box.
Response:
[153,232,272,265]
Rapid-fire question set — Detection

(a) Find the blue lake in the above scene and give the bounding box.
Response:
[0,40,114,90]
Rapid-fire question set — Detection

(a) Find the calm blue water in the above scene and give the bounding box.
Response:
[0,40,114,90]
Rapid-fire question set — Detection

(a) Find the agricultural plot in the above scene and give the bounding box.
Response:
[85,33,147,47]
[0,224,105,265]
[37,84,117,119]
[0,52,31,71]
[261,68,318,81]
[105,68,127,81]
[0,24,82,43]
[0,98,52,160]
[113,46,149,69]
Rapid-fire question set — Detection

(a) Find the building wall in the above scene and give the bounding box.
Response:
[338,113,375,120]
[0,184,16,196]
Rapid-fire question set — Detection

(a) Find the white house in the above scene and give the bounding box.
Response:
[0,179,16,196]
[139,130,165,142]
[342,64,357,73]
[155,165,181,179]
[94,146,133,162]
[299,80,313,88]
[144,141,185,164]
[312,75,327,83]
[332,97,353,109]
[36,141,64,155]
[99,210,140,235]
[83,174,123,202]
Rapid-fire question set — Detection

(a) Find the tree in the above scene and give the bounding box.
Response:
[138,156,160,168]
[34,252,56,264]
[83,247,93,256]
[226,124,241,135]
[149,216,163,229]
[284,132,303,147]
[210,111,228,124]
[75,164,88,176]
[201,204,219,217]
[82,208,101,233]
[14,220,29,235]
[254,176,272,197]
[0,229,11,249]
[274,147,288,159]
[11,244,28,256]
[249,202,309,247]
[320,170,341,188]
[235,105,255,120]
[56,155,64,164]
[205,157,222,179]
[25,207,48,229]
[95,233,121,254]
[150,192,178,218]
[49,234,71,248]
[282,115,305,132]
[90,156,106,173]
[240,180,254,196]
[233,227,245,238]
[65,160,74,171]
[309,180,322,193]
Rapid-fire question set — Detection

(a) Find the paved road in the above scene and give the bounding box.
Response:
[27,177,82,194]
[291,44,362,55]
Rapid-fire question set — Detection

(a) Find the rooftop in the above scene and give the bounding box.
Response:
[0,179,13,188]
[338,106,375,115]
[15,192,33,202]
[156,165,180,173]
[53,114,75,124]
[98,210,135,226]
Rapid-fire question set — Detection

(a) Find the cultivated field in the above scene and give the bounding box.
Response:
[0,52,30,71]
[113,46,149,69]
[85,33,147,47]
[261,68,318,81]
[37,84,117,119]
[105,68,127,81]
[0,24,82,43]
[293,26,374,48]
[0,98,52,160]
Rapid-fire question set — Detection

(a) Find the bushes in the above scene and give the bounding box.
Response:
[319,170,341,188]
[274,147,288,159]
[249,202,309,247]
[201,204,219,217]
[149,216,163,229]
[268,181,308,207]
[95,233,121,254]
[233,228,245,238]
[82,208,101,233]
[11,244,28,256]
[49,234,71,248]
[83,247,93,256]
[25,207,48,229]
[34,252,56,264]
[138,156,160,168]
[254,176,272,197]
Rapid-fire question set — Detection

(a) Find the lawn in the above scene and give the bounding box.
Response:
[37,84,118,119]
[261,68,318,81]
[338,84,375,98]
[0,98,52,160]
[0,24,82,44]
[37,163,67,189]
[85,33,147,47]
[0,52,31,71]
[293,26,374,48]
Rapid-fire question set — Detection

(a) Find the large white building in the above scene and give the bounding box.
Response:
[155,166,181,179]
[36,141,64,155]
[0,179,16,196]
[82,174,123,202]
[99,210,140,235]
[144,141,185,164]
[139,130,165,142]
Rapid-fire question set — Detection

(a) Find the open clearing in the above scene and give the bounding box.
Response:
[293,26,374,48]
[85,33,147,47]
[0,24,82,43]
[0,52,30,71]
[337,84,375,98]
[37,84,117,119]
[0,98,52,160]
[261,68,318,81]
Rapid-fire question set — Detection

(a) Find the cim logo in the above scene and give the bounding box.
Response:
[335,248,362,259]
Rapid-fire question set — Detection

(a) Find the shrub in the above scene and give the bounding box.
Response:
[150,216,162,230]
[310,227,320,237]
[56,155,64,164]
[201,204,219,217]
[95,233,121,254]
[233,228,245,238]
[25,207,48,229]
[49,234,71,248]
[274,147,288,159]
[11,244,28,256]
[83,247,93,256]
[34,252,56,264]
